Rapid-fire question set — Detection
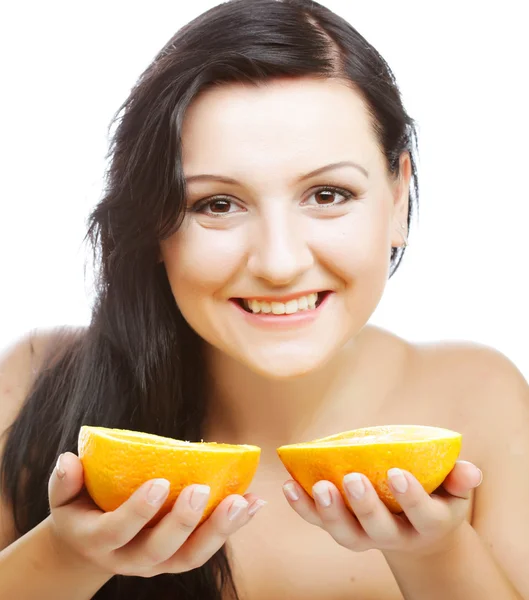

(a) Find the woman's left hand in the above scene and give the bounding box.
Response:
[282,460,483,558]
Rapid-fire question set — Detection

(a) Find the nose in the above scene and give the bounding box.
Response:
[246,209,313,286]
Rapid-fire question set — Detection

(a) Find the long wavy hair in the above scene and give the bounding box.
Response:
[1,0,419,597]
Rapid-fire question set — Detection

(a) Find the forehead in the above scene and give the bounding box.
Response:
[181,77,384,180]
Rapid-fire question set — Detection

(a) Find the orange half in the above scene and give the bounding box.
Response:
[78,426,261,525]
[277,425,462,513]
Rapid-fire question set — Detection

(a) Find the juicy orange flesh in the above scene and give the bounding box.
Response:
[87,426,259,452]
[307,425,460,446]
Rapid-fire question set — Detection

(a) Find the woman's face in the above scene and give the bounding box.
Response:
[160,77,410,378]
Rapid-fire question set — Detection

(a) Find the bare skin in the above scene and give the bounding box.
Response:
[204,325,484,600]
[2,324,524,600]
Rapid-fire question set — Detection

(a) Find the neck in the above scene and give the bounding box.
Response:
[202,326,399,454]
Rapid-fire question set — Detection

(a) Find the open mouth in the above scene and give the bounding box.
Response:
[232,291,331,316]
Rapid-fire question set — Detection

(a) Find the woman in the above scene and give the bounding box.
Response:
[0,0,528,598]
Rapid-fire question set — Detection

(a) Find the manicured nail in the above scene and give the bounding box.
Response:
[189,485,210,512]
[344,473,365,499]
[475,468,483,487]
[457,460,483,487]
[313,481,332,507]
[146,479,170,506]
[55,454,66,479]
[388,468,408,493]
[283,482,299,502]
[228,498,249,521]
[248,499,267,516]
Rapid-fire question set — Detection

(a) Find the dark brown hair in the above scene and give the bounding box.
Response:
[1,1,419,597]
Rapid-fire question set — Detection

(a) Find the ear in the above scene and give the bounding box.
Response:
[390,151,412,248]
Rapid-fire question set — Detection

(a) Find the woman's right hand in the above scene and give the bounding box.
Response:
[47,452,265,578]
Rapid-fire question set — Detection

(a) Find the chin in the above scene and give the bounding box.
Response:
[238,351,331,380]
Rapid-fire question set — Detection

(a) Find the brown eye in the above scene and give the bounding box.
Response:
[304,186,354,208]
[190,196,245,217]
[314,190,337,204]
[209,199,232,213]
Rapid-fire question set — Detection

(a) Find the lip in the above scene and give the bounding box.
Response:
[229,292,333,330]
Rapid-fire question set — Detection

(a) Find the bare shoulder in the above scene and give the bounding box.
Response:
[0,325,86,421]
[408,341,529,597]
[366,328,529,450]
[350,329,529,595]
[409,338,528,404]
[406,339,529,454]
[0,326,86,546]
[344,326,527,434]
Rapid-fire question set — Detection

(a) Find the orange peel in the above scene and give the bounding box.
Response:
[277,425,462,513]
[78,426,261,525]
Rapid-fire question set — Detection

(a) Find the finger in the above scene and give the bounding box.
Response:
[244,493,267,516]
[118,484,211,566]
[88,478,171,551]
[441,461,483,499]
[48,452,85,510]
[160,493,258,573]
[387,469,456,535]
[341,473,409,545]
[282,480,322,526]
[311,480,370,551]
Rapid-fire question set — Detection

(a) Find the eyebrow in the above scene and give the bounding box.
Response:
[184,161,369,185]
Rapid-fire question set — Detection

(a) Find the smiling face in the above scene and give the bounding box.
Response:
[160,77,411,378]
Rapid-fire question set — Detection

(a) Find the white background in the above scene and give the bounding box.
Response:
[1,1,527,379]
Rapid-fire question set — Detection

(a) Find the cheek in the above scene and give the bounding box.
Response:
[310,207,392,281]
[163,222,246,294]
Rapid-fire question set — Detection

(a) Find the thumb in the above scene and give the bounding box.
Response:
[48,452,85,510]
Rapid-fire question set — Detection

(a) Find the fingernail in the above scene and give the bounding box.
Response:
[456,461,483,487]
[313,481,332,507]
[283,482,299,502]
[388,468,408,493]
[248,499,267,516]
[189,485,210,512]
[55,454,66,479]
[343,473,365,499]
[228,498,249,521]
[146,479,170,506]
[475,468,483,487]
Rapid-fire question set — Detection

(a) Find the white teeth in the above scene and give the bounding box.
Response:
[260,301,272,313]
[271,302,286,315]
[284,300,298,314]
[297,296,308,310]
[243,292,323,315]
